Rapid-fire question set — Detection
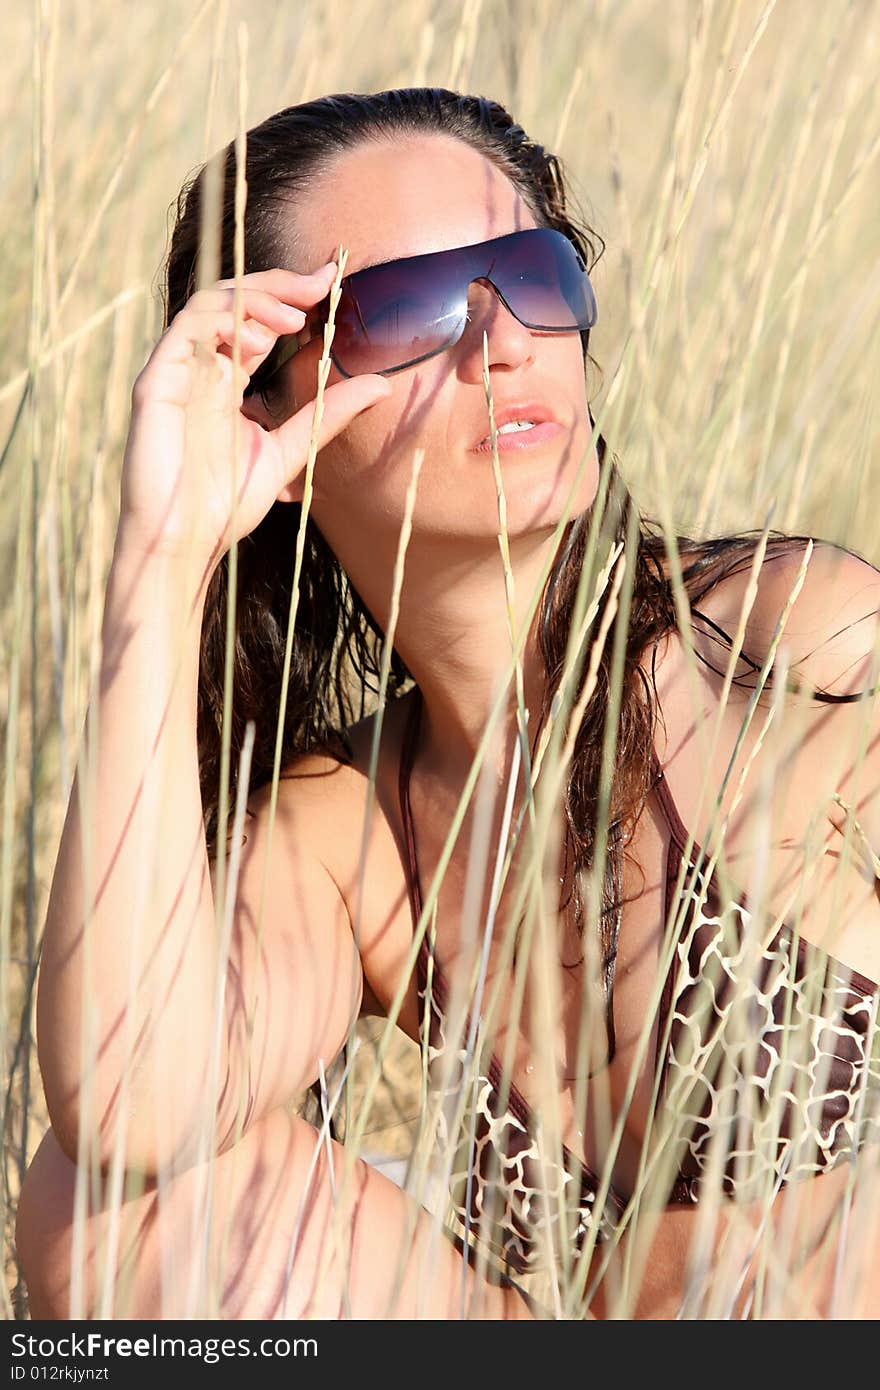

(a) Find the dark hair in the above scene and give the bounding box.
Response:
[161,87,841,1075]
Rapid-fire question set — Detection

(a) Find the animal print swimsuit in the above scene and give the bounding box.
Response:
[398,685,880,1283]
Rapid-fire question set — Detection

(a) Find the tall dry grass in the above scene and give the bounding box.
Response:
[2,0,879,1319]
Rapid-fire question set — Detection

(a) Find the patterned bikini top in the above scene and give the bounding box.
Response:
[397,686,880,1278]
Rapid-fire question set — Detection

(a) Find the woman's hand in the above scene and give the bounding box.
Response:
[117,263,391,564]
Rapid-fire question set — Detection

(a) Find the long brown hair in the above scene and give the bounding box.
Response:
[161,87,841,1065]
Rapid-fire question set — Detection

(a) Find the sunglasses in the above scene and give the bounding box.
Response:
[265,226,598,381]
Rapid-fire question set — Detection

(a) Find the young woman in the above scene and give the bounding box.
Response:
[16,87,880,1320]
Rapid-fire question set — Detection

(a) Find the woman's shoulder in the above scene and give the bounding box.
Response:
[267,694,419,1016]
[254,690,417,879]
[680,537,880,700]
[655,536,880,982]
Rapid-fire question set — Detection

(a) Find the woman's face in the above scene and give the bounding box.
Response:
[269,133,599,548]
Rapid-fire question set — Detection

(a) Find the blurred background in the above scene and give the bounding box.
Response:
[2,0,878,1316]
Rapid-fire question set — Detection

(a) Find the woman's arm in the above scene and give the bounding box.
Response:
[36,528,364,1179]
[690,539,880,973]
[36,530,228,1174]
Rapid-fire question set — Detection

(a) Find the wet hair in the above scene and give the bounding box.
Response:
[161,87,855,1077]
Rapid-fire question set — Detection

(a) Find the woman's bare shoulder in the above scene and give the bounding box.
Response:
[246,691,417,899]
[261,694,419,1018]
[654,539,880,981]
[678,539,880,697]
[654,535,880,763]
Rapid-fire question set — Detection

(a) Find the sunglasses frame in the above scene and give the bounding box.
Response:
[262,226,597,384]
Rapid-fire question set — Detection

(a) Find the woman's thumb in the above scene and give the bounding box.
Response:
[277,374,392,483]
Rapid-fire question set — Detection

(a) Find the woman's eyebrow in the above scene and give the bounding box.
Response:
[341,243,453,275]
[327,234,491,277]
[312,248,399,275]
[343,249,401,274]
[351,234,511,273]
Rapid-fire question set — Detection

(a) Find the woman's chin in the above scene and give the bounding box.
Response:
[501,458,599,535]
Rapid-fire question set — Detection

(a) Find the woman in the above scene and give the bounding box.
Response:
[16,87,880,1320]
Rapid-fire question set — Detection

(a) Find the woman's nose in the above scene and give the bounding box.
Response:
[466,277,506,327]
[460,277,534,361]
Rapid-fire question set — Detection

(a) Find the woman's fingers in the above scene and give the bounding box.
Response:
[183,287,305,330]
[212,264,338,298]
[119,261,354,561]
[147,268,337,376]
[149,303,295,370]
[183,310,281,361]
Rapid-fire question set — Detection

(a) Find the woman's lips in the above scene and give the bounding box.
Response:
[469,421,566,454]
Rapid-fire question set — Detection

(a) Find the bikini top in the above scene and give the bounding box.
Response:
[397,685,880,1278]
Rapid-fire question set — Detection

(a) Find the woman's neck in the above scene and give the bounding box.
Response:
[374,527,562,782]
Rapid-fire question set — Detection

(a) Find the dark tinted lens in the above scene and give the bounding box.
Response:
[332,255,466,376]
[493,229,597,330]
[328,229,596,377]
